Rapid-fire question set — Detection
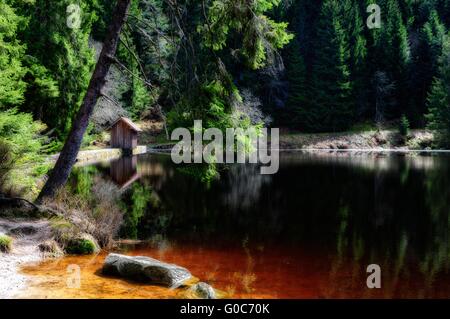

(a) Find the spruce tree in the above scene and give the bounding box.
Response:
[426,36,450,142]
[299,0,354,132]
[374,0,411,120]
[0,1,27,108]
[285,39,307,127]
[411,10,446,125]
[17,0,97,138]
[347,0,368,116]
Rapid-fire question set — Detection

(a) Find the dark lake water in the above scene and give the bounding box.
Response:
[21,152,450,298]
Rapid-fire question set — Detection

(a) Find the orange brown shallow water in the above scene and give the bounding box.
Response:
[17,242,450,299]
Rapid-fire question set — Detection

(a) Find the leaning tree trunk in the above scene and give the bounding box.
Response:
[37,0,132,203]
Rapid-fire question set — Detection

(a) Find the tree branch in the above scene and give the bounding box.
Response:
[110,55,154,88]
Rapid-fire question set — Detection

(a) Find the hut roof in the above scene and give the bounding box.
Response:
[109,117,143,132]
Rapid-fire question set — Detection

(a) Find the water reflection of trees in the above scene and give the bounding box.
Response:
[328,154,450,298]
[71,152,450,297]
[148,153,449,297]
[222,165,272,210]
[116,154,449,267]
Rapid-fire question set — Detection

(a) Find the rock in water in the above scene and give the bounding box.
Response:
[192,282,217,299]
[102,253,192,287]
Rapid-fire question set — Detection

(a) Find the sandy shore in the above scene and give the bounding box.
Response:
[0,219,51,298]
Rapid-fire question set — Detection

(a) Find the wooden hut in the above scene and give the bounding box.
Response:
[109,117,142,150]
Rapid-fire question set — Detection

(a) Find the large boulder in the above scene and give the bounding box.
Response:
[102,253,192,288]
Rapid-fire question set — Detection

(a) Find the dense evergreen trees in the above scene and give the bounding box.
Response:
[297,0,354,132]
[0,1,27,108]
[2,0,450,148]
[14,0,98,137]
[426,35,450,143]
[281,0,450,134]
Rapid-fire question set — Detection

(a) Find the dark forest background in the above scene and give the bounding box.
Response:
[2,0,450,163]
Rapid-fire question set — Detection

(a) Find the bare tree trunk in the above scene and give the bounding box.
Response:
[37,0,132,203]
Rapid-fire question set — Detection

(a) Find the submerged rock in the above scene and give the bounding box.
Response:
[102,253,192,287]
[191,282,217,299]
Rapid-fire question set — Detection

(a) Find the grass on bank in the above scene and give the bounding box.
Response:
[0,234,12,253]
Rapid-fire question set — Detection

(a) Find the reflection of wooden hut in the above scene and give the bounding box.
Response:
[110,156,141,189]
[109,117,142,150]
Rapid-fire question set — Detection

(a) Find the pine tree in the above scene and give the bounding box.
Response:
[299,0,354,132]
[285,39,307,127]
[346,0,368,116]
[17,0,97,138]
[426,78,450,137]
[374,0,411,120]
[410,9,446,125]
[0,2,27,108]
[426,36,450,142]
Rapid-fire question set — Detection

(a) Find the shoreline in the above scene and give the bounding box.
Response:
[0,219,51,298]
[278,129,437,151]
[275,148,450,153]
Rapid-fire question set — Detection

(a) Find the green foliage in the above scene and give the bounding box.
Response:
[168,0,292,138]
[5,0,450,148]
[399,114,410,137]
[0,26,52,194]
[285,39,307,126]
[426,79,450,132]
[168,81,236,130]
[117,5,154,121]
[367,0,410,121]
[282,0,434,132]
[0,109,47,195]
[21,57,60,118]
[421,10,446,72]
[426,35,450,145]
[70,166,97,199]
[130,78,152,120]
[200,0,293,69]
[120,183,152,239]
[0,1,27,107]
[16,0,96,138]
[0,139,13,189]
[0,234,13,253]
[298,0,354,132]
[65,238,97,255]
[0,109,45,165]
[349,122,377,133]
[177,162,219,187]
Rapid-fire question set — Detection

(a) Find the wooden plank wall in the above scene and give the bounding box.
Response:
[111,121,138,149]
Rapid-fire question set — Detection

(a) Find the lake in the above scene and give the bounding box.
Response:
[19,151,450,298]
